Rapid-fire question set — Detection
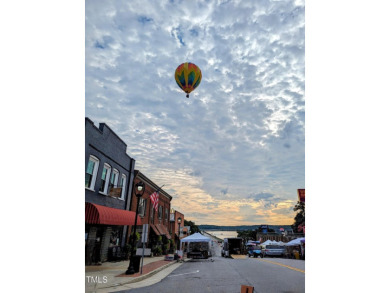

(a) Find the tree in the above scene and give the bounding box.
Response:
[184,220,200,234]
[237,230,257,243]
[291,201,305,233]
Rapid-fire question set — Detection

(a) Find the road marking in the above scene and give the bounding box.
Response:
[167,270,200,277]
[259,259,305,273]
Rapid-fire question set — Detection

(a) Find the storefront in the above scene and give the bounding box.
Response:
[85,202,141,264]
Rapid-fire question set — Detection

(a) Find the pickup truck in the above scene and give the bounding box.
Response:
[260,245,286,258]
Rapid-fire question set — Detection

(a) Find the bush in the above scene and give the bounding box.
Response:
[163,243,169,254]
[153,246,163,256]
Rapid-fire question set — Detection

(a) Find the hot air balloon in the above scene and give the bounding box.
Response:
[174,62,202,98]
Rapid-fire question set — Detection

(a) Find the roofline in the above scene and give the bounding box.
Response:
[85,117,128,148]
[135,170,172,201]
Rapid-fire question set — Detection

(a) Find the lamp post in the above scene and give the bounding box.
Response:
[177,216,182,238]
[125,181,145,275]
[177,217,182,251]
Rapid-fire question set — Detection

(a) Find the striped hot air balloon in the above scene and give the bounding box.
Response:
[174,62,202,98]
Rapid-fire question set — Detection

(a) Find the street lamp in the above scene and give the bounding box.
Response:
[125,181,145,275]
[177,216,182,254]
[177,216,182,238]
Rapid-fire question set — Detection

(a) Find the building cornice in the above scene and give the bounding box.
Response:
[135,170,172,201]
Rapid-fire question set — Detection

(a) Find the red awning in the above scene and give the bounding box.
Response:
[150,224,161,235]
[156,224,172,239]
[160,225,171,239]
[85,202,141,226]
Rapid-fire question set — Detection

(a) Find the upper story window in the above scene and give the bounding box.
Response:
[165,207,168,221]
[120,174,126,200]
[85,155,99,190]
[109,169,119,189]
[158,205,163,219]
[138,198,146,216]
[99,163,111,194]
[150,204,154,224]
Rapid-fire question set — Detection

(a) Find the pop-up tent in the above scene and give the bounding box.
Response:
[261,240,279,246]
[180,232,212,245]
[286,237,305,246]
[179,233,212,258]
[260,240,272,246]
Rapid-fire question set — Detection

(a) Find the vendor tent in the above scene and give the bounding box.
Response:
[260,240,273,246]
[286,237,305,246]
[179,233,212,255]
[180,232,212,244]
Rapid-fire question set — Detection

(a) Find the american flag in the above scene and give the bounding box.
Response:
[150,191,159,212]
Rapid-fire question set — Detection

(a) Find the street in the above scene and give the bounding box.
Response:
[115,244,305,293]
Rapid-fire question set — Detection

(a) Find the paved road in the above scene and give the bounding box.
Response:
[115,251,305,293]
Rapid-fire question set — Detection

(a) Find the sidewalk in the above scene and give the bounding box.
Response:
[85,255,183,293]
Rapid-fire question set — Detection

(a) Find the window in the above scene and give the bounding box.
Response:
[158,205,163,219]
[138,198,146,216]
[120,174,126,200]
[165,208,168,221]
[150,204,154,223]
[109,169,119,189]
[99,164,111,194]
[85,156,99,189]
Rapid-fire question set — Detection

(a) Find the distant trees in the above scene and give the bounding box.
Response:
[291,201,305,233]
[237,230,257,243]
[184,219,201,234]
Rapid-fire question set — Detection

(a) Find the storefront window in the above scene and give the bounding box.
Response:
[110,227,120,246]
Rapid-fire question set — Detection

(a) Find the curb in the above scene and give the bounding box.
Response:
[100,260,180,289]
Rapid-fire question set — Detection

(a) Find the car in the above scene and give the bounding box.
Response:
[247,245,262,258]
[260,245,286,258]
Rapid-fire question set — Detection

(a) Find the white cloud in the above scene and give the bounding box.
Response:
[86,0,305,225]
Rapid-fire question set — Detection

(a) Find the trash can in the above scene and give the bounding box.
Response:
[132,255,142,273]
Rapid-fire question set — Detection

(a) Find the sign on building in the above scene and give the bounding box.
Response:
[109,187,122,197]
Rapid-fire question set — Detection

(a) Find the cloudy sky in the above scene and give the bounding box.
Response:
[85,0,305,225]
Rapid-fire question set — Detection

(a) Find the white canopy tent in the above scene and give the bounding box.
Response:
[260,240,274,246]
[286,237,305,246]
[180,232,212,244]
[261,240,287,246]
[179,233,212,257]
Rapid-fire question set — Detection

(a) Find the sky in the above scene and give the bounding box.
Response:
[85,0,305,226]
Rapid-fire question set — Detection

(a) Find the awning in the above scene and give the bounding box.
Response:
[85,202,141,226]
[150,224,161,235]
[157,224,172,239]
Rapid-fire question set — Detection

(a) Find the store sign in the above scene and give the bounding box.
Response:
[109,187,122,197]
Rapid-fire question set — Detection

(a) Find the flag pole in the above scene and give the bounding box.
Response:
[154,184,165,193]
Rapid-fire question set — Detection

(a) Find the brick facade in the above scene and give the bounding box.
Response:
[128,171,172,249]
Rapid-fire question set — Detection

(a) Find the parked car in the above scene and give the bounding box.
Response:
[260,245,286,258]
[247,245,262,258]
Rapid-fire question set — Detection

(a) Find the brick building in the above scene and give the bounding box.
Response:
[129,171,173,254]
